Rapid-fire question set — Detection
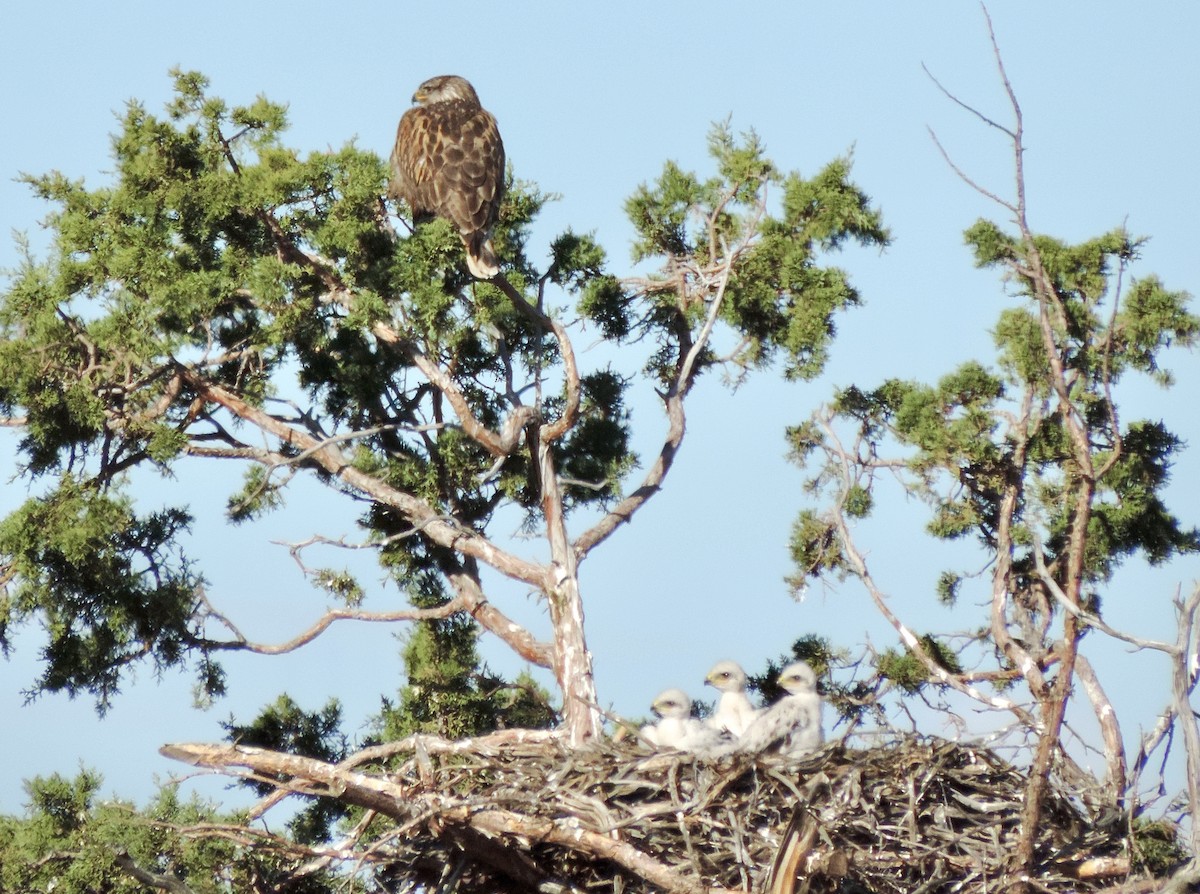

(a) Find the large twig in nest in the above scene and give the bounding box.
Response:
[160,740,727,894]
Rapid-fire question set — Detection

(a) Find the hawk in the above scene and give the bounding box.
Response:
[703,660,762,737]
[737,661,823,758]
[389,75,505,279]
[640,688,727,755]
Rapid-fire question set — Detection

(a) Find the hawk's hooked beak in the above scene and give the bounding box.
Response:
[411,89,425,104]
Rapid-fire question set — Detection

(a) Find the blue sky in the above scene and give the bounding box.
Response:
[2,2,1199,812]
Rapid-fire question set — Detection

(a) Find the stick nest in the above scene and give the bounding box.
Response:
[368,733,1132,893]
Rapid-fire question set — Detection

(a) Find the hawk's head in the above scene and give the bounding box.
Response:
[777,661,818,695]
[650,688,692,720]
[704,660,749,693]
[412,75,481,108]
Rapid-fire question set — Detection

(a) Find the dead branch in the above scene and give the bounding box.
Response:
[1169,586,1200,856]
[574,206,751,560]
[159,739,716,893]
[188,562,553,668]
[1074,654,1127,805]
[813,408,1035,722]
[192,587,477,656]
[489,274,582,443]
[991,384,1051,700]
[924,10,1108,884]
[177,366,545,587]
[112,850,198,894]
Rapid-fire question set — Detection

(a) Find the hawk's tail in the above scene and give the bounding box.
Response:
[464,232,499,279]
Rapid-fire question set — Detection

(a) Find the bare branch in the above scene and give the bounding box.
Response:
[1094,248,1129,481]
[1170,585,1200,856]
[192,587,473,655]
[921,61,1016,141]
[487,274,583,443]
[376,326,512,458]
[1074,654,1127,803]
[112,850,198,894]
[1031,538,1175,654]
[814,412,1036,722]
[159,740,725,894]
[925,126,1019,215]
[178,366,545,587]
[274,420,449,469]
[574,217,749,560]
[991,384,1051,699]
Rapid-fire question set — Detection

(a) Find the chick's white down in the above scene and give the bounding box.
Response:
[703,660,762,737]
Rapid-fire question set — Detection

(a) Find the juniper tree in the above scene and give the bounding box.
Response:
[0,770,336,894]
[0,70,886,748]
[0,67,890,892]
[787,28,1200,884]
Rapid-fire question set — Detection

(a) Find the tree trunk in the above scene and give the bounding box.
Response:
[537,436,601,744]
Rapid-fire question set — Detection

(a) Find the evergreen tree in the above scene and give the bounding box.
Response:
[0,770,340,893]
[0,70,886,745]
[0,67,889,889]
[787,41,1200,883]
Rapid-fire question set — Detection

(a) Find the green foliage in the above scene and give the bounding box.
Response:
[784,419,824,465]
[1130,817,1189,875]
[310,567,365,606]
[379,609,556,742]
[0,479,204,709]
[0,70,886,715]
[805,223,1197,596]
[0,771,342,893]
[935,570,962,607]
[1117,275,1199,384]
[0,71,535,705]
[552,369,637,507]
[730,156,890,380]
[226,464,287,523]
[221,695,349,843]
[1086,420,1200,575]
[787,509,847,588]
[877,634,962,694]
[843,484,872,518]
[579,274,634,341]
[624,123,889,382]
[547,230,607,290]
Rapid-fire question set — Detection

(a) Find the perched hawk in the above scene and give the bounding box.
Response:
[703,660,762,738]
[389,75,505,278]
[641,688,727,754]
[737,661,823,759]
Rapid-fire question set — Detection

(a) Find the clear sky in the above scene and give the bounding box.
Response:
[2,2,1199,812]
